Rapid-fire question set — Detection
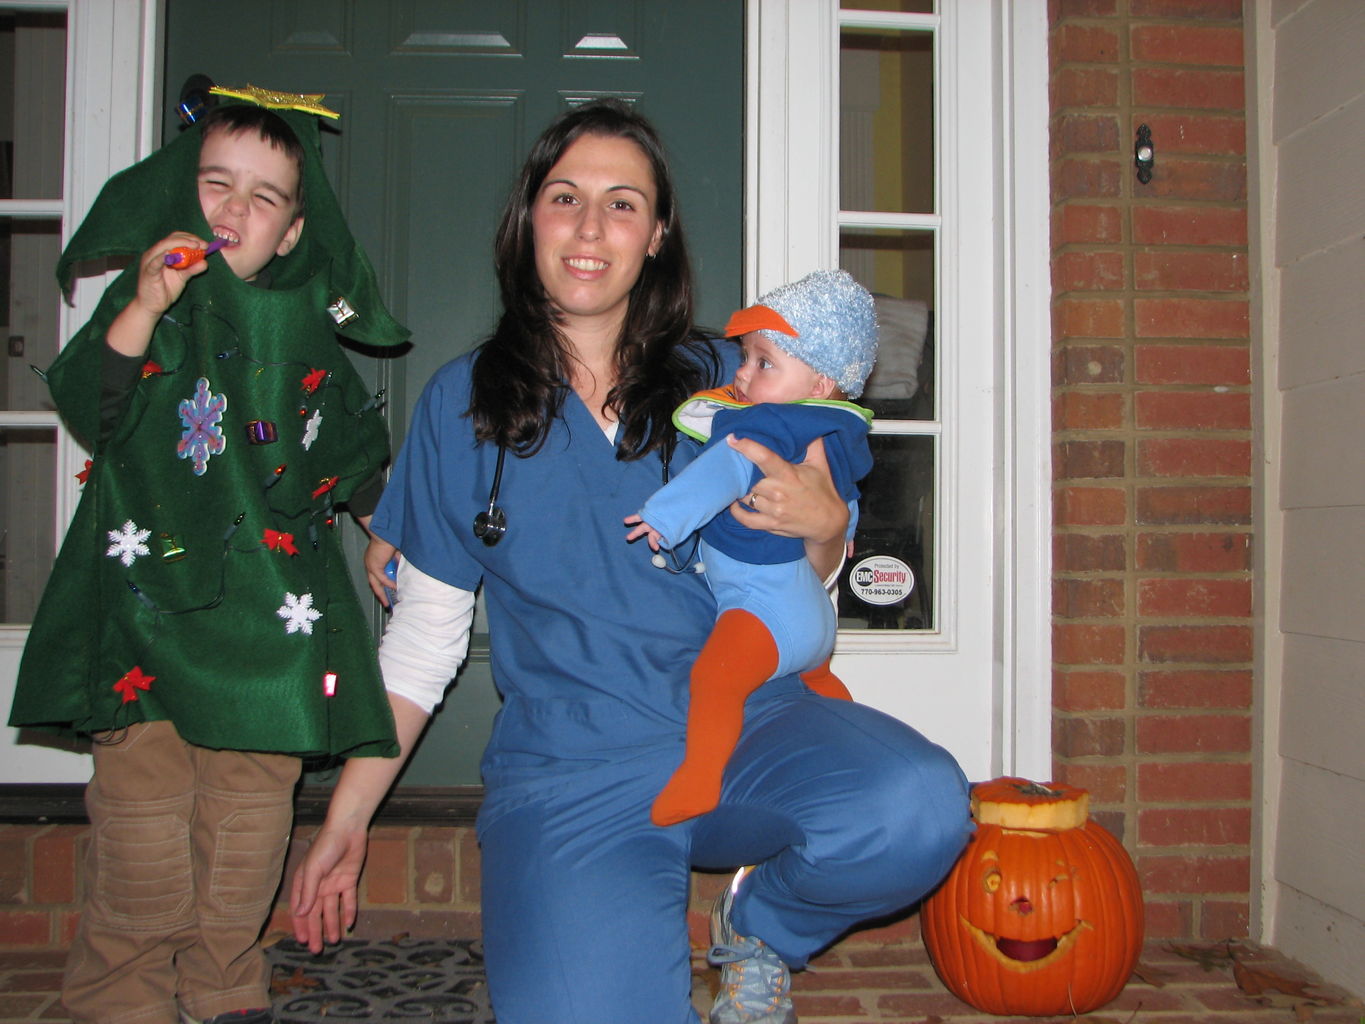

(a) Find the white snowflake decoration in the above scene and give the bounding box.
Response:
[277,591,322,635]
[106,520,152,567]
[301,409,322,451]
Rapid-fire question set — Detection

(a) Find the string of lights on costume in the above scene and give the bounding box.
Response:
[9,89,409,759]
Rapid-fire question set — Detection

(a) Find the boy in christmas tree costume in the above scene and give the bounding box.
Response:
[626,268,877,826]
[9,88,408,1024]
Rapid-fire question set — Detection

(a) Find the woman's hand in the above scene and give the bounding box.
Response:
[290,820,369,953]
[726,435,848,580]
[360,527,399,606]
[288,694,431,953]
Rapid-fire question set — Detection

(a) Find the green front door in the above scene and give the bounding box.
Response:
[163,1,743,786]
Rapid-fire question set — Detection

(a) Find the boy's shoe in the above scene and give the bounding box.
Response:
[707,867,797,1024]
[178,1008,275,1024]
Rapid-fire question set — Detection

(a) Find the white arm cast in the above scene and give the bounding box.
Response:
[378,559,475,714]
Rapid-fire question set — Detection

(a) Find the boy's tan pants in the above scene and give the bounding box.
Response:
[63,720,300,1024]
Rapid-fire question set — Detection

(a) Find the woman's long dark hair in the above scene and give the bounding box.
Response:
[468,100,720,462]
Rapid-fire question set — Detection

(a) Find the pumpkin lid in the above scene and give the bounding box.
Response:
[971,777,1090,831]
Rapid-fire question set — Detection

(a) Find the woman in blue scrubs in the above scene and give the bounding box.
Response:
[290,100,971,1024]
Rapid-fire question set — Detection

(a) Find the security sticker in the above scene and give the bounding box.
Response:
[849,555,914,606]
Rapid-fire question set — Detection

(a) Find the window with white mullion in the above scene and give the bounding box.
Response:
[0,411,60,427]
[0,199,62,216]
[871,418,941,434]
[832,2,941,634]
[839,211,940,231]
[838,10,938,33]
[1,7,68,623]
[3,0,157,789]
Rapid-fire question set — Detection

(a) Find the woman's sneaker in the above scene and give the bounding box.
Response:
[707,867,796,1024]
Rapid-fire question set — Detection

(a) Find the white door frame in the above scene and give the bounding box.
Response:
[745,0,1051,780]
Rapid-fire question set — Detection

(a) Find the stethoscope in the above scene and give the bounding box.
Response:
[471,443,704,574]
[472,445,509,546]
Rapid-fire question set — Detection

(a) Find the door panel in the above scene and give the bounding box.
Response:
[164,0,743,785]
[380,93,521,422]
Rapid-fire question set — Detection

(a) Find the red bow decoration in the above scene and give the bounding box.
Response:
[140,360,162,378]
[312,476,339,499]
[113,666,155,704]
[76,459,93,485]
[263,529,299,556]
[301,368,327,394]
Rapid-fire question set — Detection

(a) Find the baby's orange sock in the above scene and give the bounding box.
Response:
[652,609,778,826]
[800,658,853,701]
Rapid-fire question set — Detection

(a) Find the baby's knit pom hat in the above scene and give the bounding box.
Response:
[723,268,878,399]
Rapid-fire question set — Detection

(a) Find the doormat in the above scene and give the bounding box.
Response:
[268,937,495,1023]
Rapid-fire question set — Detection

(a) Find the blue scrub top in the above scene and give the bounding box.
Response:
[371,343,797,801]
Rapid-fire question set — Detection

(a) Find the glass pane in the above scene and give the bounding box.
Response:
[0,12,68,201]
[1,13,67,625]
[839,27,934,215]
[839,433,934,631]
[845,1,934,12]
[840,231,935,421]
[0,218,62,410]
[0,424,56,623]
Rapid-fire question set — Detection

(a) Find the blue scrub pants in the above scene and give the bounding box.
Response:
[478,687,972,1024]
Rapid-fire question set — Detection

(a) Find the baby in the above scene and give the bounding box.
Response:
[626,268,877,825]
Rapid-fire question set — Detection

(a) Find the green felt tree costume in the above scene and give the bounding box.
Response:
[9,96,407,757]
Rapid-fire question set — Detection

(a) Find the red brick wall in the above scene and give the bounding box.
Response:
[1049,0,1252,939]
[0,823,499,949]
[0,825,81,947]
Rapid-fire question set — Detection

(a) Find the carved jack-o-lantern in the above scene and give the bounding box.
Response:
[922,778,1144,1016]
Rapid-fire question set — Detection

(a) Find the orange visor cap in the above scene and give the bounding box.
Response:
[723,304,799,339]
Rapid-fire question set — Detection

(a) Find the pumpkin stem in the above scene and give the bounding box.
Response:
[1015,781,1062,798]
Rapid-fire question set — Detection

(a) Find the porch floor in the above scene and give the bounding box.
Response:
[1,936,1359,1023]
[784,937,1361,1022]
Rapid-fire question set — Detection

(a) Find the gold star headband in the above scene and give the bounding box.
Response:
[209,84,340,120]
